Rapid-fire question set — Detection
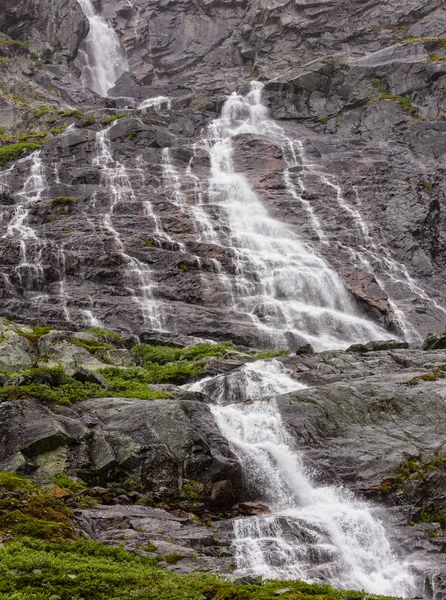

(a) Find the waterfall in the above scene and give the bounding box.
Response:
[75,0,128,97]
[93,126,164,330]
[190,361,418,596]
[187,358,306,405]
[138,97,172,111]
[197,83,390,351]
[2,152,46,291]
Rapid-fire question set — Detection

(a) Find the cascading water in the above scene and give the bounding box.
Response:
[191,361,419,597]
[75,0,128,96]
[196,83,390,350]
[3,152,46,291]
[93,126,165,330]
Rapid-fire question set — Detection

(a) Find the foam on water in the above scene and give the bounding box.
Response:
[190,361,420,596]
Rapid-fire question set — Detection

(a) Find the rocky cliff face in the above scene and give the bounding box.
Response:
[0,0,445,345]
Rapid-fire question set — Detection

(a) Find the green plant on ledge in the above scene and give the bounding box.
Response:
[50,196,77,209]
[0,141,43,165]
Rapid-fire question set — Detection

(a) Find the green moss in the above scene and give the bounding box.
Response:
[84,327,124,342]
[33,106,55,119]
[69,338,115,355]
[0,38,31,48]
[50,196,77,208]
[132,342,235,366]
[98,368,172,399]
[402,36,446,47]
[251,349,290,359]
[49,473,86,494]
[429,53,446,62]
[407,366,446,386]
[81,114,96,127]
[0,472,36,492]
[420,179,437,196]
[0,472,75,543]
[370,78,385,90]
[180,481,204,502]
[0,141,43,166]
[0,535,398,600]
[125,131,138,140]
[140,236,153,248]
[58,109,83,119]
[107,113,129,123]
[0,472,401,600]
[417,506,446,528]
[370,93,417,115]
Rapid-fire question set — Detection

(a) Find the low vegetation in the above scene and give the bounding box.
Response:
[50,196,77,209]
[0,472,395,600]
[0,365,170,404]
[0,141,43,165]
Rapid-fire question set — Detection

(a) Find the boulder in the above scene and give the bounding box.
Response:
[422,333,446,351]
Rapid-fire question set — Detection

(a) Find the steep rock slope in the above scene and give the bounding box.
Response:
[0,0,445,344]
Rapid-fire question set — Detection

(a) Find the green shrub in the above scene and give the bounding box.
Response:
[0,142,43,166]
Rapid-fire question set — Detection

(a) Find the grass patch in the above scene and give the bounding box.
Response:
[370,93,417,115]
[107,113,129,124]
[0,142,43,166]
[0,537,392,600]
[49,473,86,494]
[0,365,171,405]
[50,196,77,209]
[0,473,398,600]
[84,327,124,342]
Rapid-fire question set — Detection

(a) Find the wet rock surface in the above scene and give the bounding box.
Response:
[0,0,445,343]
[0,320,446,581]
[1,0,446,592]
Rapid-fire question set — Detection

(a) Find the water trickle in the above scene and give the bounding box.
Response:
[138,96,172,111]
[3,152,46,290]
[76,0,128,97]
[93,126,164,330]
[191,361,418,596]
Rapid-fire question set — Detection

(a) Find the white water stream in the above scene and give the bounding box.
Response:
[76,0,128,96]
[93,126,165,329]
[193,83,391,350]
[191,361,418,596]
